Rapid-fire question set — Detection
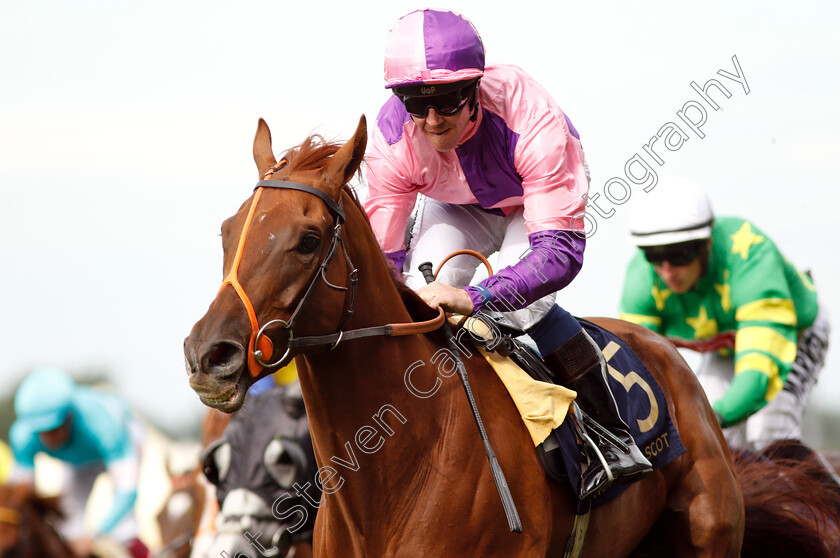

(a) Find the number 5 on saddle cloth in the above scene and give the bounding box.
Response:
[461,313,686,512]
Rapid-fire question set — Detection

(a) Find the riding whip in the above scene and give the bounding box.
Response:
[419,262,523,533]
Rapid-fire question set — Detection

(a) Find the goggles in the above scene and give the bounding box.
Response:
[642,240,705,267]
[396,82,475,118]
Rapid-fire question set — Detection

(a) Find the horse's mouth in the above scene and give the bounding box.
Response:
[197,383,245,413]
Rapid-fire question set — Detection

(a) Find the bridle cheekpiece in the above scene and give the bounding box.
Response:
[218,159,444,379]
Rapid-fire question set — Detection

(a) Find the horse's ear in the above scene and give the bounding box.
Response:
[253,118,277,178]
[323,115,367,197]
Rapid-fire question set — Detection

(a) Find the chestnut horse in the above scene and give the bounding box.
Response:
[184,117,837,556]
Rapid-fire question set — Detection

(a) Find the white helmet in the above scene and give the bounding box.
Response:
[629,177,713,247]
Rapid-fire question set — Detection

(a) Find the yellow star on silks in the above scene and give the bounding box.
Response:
[686,306,718,338]
[651,285,672,311]
[714,270,733,313]
[730,222,765,260]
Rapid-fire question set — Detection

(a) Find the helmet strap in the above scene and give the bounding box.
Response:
[469,80,481,122]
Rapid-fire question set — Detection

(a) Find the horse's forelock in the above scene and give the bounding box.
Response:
[282,135,342,173]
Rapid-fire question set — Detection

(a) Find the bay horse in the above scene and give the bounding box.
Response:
[0,483,134,558]
[183,116,838,556]
[0,483,74,558]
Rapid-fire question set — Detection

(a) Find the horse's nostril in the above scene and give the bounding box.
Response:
[207,342,242,369]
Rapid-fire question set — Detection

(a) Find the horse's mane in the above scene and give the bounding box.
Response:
[281,135,438,324]
[733,440,840,558]
[631,439,840,557]
[281,135,343,173]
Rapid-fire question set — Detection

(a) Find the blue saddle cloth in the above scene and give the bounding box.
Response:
[552,320,686,513]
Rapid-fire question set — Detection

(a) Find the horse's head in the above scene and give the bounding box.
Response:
[184,116,367,412]
[156,465,207,558]
[0,483,71,558]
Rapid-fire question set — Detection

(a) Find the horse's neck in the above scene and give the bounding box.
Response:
[303,202,441,401]
[295,194,471,509]
[298,272,442,431]
[297,234,446,442]
[320,191,423,332]
[298,332,459,522]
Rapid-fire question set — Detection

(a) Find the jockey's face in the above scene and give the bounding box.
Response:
[412,103,472,152]
[653,256,704,294]
[38,415,72,450]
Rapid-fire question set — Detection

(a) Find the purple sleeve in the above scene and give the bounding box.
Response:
[465,230,585,313]
[385,250,407,274]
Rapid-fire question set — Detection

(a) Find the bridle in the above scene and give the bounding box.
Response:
[0,506,20,526]
[218,160,445,378]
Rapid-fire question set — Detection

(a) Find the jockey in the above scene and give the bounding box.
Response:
[620,178,829,450]
[8,367,150,558]
[364,8,651,499]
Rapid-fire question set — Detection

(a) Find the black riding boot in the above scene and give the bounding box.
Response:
[544,328,652,500]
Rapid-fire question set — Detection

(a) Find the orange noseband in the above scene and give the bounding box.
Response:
[218,183,276,377]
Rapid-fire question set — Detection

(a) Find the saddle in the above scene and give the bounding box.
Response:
[459,314,606,481]
[459,312,685,510]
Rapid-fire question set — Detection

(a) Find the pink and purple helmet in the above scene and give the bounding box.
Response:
[384,8,485,90]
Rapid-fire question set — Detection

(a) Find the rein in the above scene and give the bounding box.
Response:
[218,161,445,377]
[668,331,735,353]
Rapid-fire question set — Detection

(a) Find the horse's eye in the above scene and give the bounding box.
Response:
[297,234,320,254]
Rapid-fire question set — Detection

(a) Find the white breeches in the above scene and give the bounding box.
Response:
[684,304,829,451]
[403,197,555,331]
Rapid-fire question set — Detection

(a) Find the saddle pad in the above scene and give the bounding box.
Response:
[477,347,577,446]
[555,320,686,511]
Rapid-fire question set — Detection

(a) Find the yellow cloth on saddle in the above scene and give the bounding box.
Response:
[478,348,576,446]
[460,316,576,446]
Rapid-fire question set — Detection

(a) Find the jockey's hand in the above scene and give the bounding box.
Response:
[418,282,474,316]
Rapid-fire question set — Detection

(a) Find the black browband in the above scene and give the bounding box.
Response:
[255,180,345,222]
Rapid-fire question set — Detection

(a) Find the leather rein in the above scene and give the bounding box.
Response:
[219,161,445,377]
